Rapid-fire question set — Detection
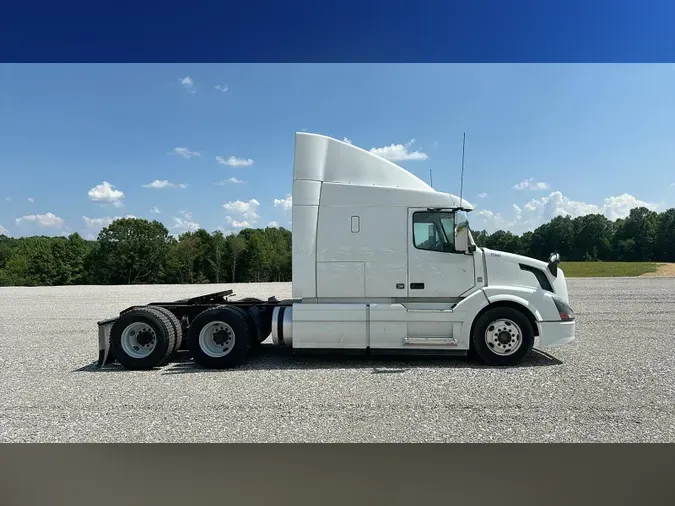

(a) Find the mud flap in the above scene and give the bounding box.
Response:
[96,318,117,367]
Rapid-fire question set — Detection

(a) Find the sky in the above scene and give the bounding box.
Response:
[1,63,674,239]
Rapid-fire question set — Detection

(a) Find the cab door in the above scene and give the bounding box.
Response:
[407,208,476,298]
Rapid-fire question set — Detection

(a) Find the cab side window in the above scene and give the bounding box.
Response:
[412,211,455,252]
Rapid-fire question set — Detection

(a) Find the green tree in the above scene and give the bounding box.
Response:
[615,207,659,261]
[246,230,274,282]
[571,214,614,261]
[92,218,171,284]
[226,233,247,282]
[529,215,574,260]
[208,231,228,283]
[64,232,91,284]
[654,209,675,262]
[166,233,200,284]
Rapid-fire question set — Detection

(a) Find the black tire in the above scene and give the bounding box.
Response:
[149,306,183,356]
[471,306,534,366]
[109,307,177,370]
[187,305,253,369]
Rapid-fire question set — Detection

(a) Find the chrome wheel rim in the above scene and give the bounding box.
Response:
[484,318,522,356]
[121,321,157,359]
[199,321,235,358]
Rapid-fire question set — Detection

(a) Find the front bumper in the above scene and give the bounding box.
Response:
[537,320,576,348]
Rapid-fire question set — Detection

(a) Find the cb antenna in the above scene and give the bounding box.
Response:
[429,168,433,188]
[459,132,466,207]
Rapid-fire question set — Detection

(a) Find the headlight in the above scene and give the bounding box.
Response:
[553,297,575,320]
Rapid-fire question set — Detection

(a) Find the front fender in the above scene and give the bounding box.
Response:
[453,286,560,348]
[482,287,543,321]
[482,285,560,322]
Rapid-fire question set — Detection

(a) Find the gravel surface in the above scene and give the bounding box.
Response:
[1,278,674,442]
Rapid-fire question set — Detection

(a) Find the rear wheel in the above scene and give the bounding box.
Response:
[109,307,177,370]
[471,306,534,366]
[149,306,183,357]
[187,306,253,369]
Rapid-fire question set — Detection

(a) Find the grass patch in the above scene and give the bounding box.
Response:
[560,261,659,278]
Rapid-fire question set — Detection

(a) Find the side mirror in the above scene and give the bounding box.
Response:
[548,252,561,276]
[455,223,470,253]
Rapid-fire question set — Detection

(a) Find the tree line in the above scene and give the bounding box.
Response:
[471,206,675,262]
[0,206,674,286]
[0,218,291,287]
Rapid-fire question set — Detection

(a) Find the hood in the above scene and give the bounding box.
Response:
[482,248,569,303]
[482,248,549,270]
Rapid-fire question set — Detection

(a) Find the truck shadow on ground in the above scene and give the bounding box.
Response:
[74,346,562,374]
[161,345,563,375]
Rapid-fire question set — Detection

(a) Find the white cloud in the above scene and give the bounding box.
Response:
[215,177,245,185]
[27,197,34,203]
[5,197,12,202]
[216,155,254,167]
[180,76,195,94]
[274,195,292,211]
[150,207,161,214]
[172,147,201,159]
[224,216,250,229]
[267,221,280,228]
[142,180,188,189]
[16,212,64,228]
[591,194,661,221]
[477,193,488,198]
[370,139,428,162]
[172,211,200,233]
[0,224,8,235]
[343,137,352,144]
[474,191,662,234]
[88,181,125,207]
[215,84,228,92]
[83,216,115,228]
[83,215,136,229]
[513,178,549,191]
[223,199,260,223]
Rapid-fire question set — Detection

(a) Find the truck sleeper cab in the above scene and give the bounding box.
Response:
[96,133,575,370]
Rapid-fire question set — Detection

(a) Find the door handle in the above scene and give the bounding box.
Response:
[410,283,425,289]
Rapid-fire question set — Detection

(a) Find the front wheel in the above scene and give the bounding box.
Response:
[471,307,535,366]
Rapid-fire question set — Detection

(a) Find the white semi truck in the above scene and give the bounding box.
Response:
[96,132,576,370]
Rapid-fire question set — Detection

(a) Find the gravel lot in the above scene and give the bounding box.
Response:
[1,278,674,442]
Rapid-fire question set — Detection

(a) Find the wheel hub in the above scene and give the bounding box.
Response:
[485,319,523,356]
[213,328,232,346]
[135,329,155,347]
[497,331,511,345]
